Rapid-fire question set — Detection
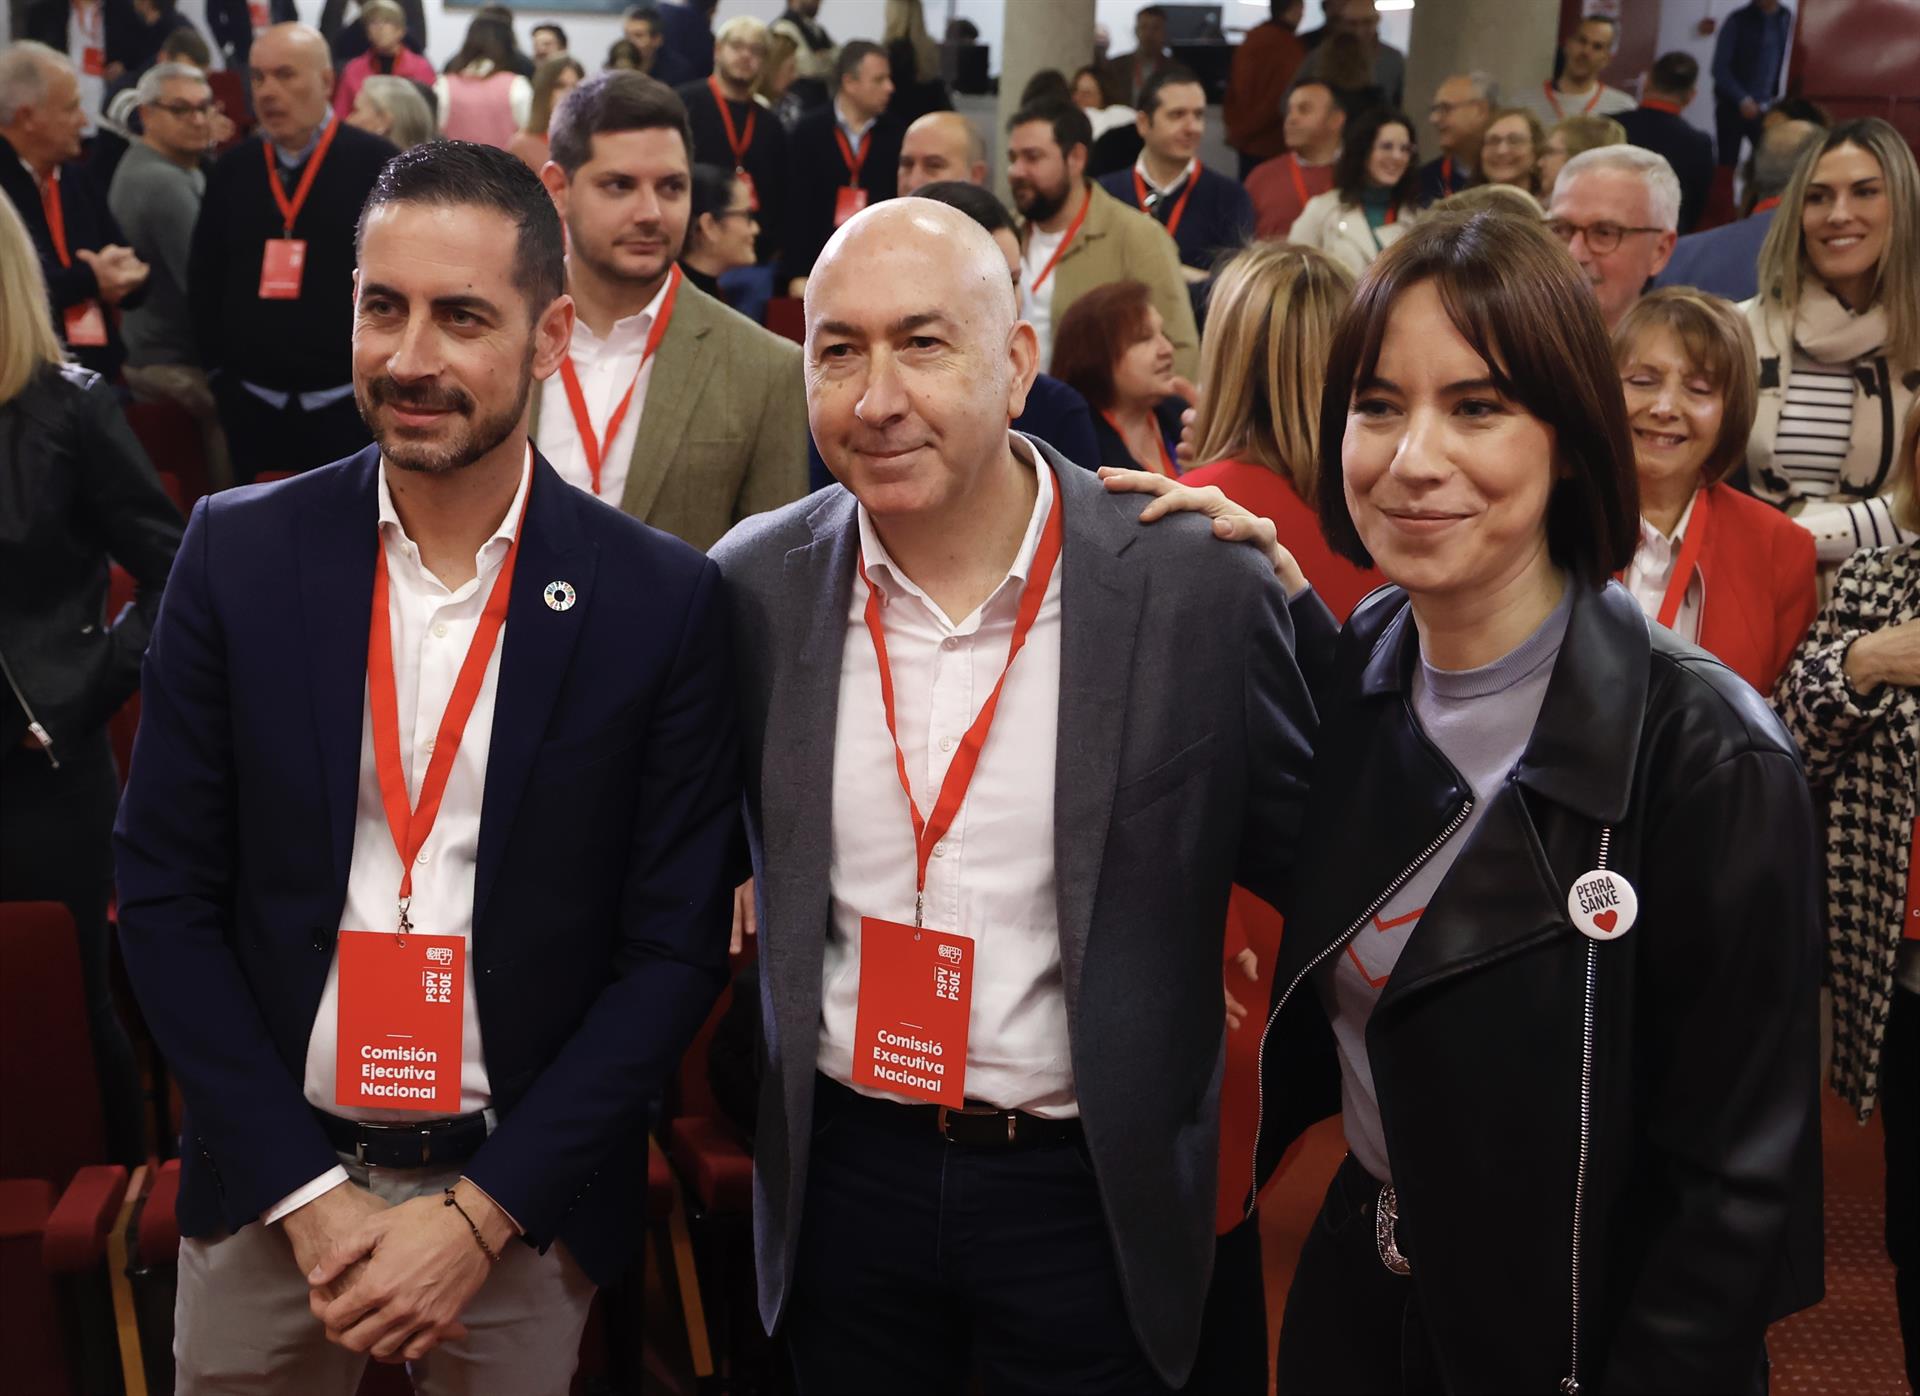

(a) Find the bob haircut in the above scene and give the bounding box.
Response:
[1316,210,1640,587]
[1612,288,1759,487]
[1052,280,1155,413]
[1892,394,1920,535]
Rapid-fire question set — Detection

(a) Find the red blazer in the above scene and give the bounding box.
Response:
[1182,458,1381,1233]
[1692,482,1818,694]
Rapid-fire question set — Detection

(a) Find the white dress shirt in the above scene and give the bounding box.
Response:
[536,272,674,504]
[1020,225,1066,372]
[265,449,530,1223]
[1624,492,1703,644]
[1133,154,1197,202]
[820,443,1077,1116]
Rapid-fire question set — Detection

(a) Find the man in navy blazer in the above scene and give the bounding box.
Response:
[1652,117,1820,302]
[115,142,739,1392]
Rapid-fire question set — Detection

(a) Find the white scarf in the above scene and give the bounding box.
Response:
[1793,281,1890,365]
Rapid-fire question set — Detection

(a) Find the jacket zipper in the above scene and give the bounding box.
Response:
[0,644,58,769]
[1561,825,1610,1396]
[1244,795,1474,1220]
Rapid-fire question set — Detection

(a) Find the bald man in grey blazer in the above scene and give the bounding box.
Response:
[710,198,1317,1393]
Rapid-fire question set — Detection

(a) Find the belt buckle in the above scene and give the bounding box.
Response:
[1375,1183,1411,1275]
[418,1126,434,1167]
[937,1104,1013,1143]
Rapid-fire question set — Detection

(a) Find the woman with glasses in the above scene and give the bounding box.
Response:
[1742,117,1920,565]
[1479,105,1546,195]
[679,163,760,305]
[1288,107,1418,277]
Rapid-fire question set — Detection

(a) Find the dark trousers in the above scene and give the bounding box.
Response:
[0,734,145,1164]
[785,1077,1168,1396]
[1885,984,1920,1389]
[1716,100,1763,169]
[213,375,371,483]
[1181,1213,1268,1396]
[1275,1154,1438,1394]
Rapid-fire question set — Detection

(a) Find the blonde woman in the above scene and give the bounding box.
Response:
[1538,112,1625,201]
[347,73,437,149]
[753,30,803,131]
[0,197,181,1167]
[1744,117,1920,563]
[883,0,951,127]
[507,54,585,168]
[1288,107,1418,277]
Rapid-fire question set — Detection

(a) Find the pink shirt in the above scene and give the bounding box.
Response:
[440,70,520,149]
[332,47,437,119]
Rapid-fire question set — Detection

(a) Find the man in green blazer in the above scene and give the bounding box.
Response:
[534,70,808,551]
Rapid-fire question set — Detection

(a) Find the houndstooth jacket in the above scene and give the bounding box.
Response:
[1775,542,1920,1119]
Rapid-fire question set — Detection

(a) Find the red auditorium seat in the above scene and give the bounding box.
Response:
[206,70,254,154]
[766,296,805,344]
[123,398,210,506]
[0,902,134,1394]
[253,470,297,483]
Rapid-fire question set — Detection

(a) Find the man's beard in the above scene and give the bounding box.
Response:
[570,214,679,289]
[357,349,533,476]
[1010,171,1069,223]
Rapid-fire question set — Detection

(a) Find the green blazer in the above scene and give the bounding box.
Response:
[1046,180,1201,381]
[532,278,809,552]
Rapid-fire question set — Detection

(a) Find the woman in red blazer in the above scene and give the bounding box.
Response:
[1614,289,1817,693]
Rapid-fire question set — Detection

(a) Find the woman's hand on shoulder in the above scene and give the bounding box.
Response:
[1843,618,1920,692]
[1096,468,1309,595]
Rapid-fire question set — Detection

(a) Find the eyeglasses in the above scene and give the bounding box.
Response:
[1547,219,1665,254]
[151,99,216,117]
[1482,133,1533,150]
[716,208,757,222]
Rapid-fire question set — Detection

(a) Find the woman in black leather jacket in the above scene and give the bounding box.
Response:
[1,199,183,1164]
[1109,210,1824,1392]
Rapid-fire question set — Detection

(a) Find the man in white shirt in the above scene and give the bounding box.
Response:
[711,199,1315,1391]
[1520,13,1638,126]
[116,140,741,1394]
[532,71,806,550]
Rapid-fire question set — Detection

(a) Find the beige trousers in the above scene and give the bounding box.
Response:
[174,1154,595,1396]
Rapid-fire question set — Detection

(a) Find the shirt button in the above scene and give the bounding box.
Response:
[941,637,958,651]
[416,850,430,865]
[432,622,449,639]
[423,738,436,754]
[939,736,955,753]
[932,842,947,858]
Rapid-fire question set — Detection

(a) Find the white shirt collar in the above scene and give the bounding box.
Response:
[1635,490,1699,567]
[378,443,533,596]
[856,436,1055,628]
[834,98,877,148]
[566,269,675,357]
[1133,154,1197,197]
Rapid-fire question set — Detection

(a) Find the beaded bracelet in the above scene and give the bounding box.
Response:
[443,1188,503,1264]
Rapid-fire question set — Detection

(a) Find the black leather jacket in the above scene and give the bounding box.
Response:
[0,364,182,762]
[1252,579,1824,1393]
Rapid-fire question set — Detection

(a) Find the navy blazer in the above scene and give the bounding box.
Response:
[1652,207,1776,302]
[114,446,740,1285]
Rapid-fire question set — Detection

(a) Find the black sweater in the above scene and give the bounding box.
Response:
[188,123,395,390]
[678,81,788,265]
[780,105,903,284]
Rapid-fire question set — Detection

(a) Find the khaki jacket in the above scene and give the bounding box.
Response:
[533,279,809,552]
[1046,181,1201,381]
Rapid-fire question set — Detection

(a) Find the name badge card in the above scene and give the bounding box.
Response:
[834,186,869,228]
[259,238,307,299]
[82,46,105,78]
[63,300,108,348]
[334,930,465,1113]
[852,917,972,1106]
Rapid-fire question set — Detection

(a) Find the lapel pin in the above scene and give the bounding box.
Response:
[1568,868,1637,942]
[543,581,577,612]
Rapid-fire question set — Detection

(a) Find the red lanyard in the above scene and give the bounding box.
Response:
[1654,487,1711,630]
[1384,204,1399,225]
[834,124,868,185]
[1028,186,1092,292]
[1545,80,1603,119]
[1640,97,1685,115]
[39,171,70,267]
[262,117,339,236]
[556,264,682,496]
[1101,410,1175,476]
[1132,161,1199,238]
[1286,152,1310,207]
[707,76,756,168]
[367,476,527,935]
[1752,195,1782,214]
[1440,155,1454,190]
[857,470,1064,923]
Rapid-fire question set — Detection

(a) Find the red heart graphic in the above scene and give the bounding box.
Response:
[1593,910,1618,934]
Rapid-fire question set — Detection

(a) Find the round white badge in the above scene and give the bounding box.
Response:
[543,581,577,612]
[1567,869,1637,942]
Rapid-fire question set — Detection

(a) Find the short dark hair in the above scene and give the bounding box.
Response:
[1137,5,1169,21]
[1315,211,1639,587]
[1023,68,1074,106]
[687,160,738,243]
[1334,107,1417,208]
[1138,64,1203,119]
[835,39,885,90]
[1008,98,1092,162]
[356,141,566,316]
[1578,12,1618,35]
[158,26,210,66]
[910,180,1016,239]
[1052,280,1155,412]
[621,3,656,18]
[1649,51,1698,94]
[548,70,692,178]
[532,22,568,47]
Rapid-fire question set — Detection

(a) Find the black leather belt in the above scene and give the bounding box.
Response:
[815,1073,1083,1149]
[315,1109,489,1169]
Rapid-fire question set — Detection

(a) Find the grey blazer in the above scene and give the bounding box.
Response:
[709,440,1317,1385]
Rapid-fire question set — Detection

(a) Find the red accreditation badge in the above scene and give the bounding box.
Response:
[62,300,108,347]
[736,167,759,212]
[82,45,105,77]
[834,186,870,228]
[248,0,270,27]
[1905,818,1920,941]
[258,238,307,299]
[334,930,465,1113]
[852,917,973,1106]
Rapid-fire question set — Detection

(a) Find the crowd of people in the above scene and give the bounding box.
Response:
[2,1,1917,1393]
